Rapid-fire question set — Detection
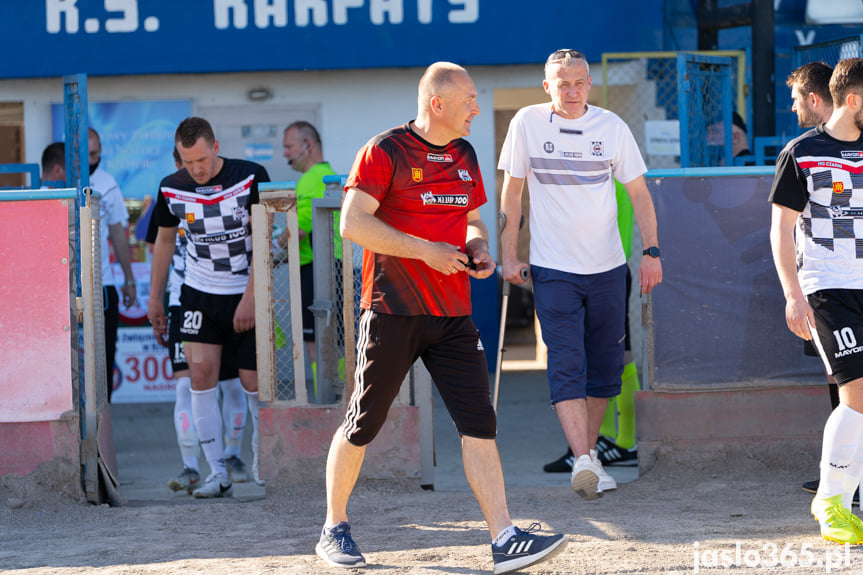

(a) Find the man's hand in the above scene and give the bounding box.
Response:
[120,281,137,309]
[465,249,496,280]
[638,255,662,295]
[234,293,255,333]
[423,242,476,276]
[785,293,815,341]
[148,299,168,347]
[501,258,530,286]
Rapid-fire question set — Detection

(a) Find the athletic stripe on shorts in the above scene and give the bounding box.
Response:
[343,310,372,438]
[808,321,835,376]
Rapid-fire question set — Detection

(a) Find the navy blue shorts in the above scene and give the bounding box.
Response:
[532,264,627,403]
[342,311,496,447]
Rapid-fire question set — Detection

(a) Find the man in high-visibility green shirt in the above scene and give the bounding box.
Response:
[279,121,340,374]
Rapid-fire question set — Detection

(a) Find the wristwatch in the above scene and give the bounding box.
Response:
[642,246,660,258]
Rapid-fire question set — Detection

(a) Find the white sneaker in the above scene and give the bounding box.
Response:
[571,454,602,500]
[192,472,233,499]
[591,449,617,493]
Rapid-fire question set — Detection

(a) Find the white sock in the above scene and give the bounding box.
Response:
[244,390,262,454]
[324,522,339,531]
[219,378,247,458]
[817,403,863,508]
[173,376,199,469]
[191,387,227,478]
[493,525,517,546]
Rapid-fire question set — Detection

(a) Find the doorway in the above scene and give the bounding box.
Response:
[0,102,25,187]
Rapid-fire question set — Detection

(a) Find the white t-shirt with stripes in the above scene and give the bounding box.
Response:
[498,103,647,275]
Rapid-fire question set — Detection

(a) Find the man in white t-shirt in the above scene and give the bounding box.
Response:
[89,128,136,402]
[498,49,662,501]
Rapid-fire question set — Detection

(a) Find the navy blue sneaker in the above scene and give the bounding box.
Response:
[316,521,366,568]
[491,523,567,574]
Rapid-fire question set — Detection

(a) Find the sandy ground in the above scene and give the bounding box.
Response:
[1,368,862,574]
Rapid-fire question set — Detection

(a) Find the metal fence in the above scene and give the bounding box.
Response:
[253,179,418,416]
[78,189,109,502]
[792,34,863,71]
[251,173,435,481]
[309,179,348,404]
[678,53,736,168]
[789,35,863,137]
[600,50,747,170]
[253,185,304,404]
[254,179,381,408]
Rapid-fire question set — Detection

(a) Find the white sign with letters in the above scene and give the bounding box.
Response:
[112,327,175,403]
[645,120,681,156]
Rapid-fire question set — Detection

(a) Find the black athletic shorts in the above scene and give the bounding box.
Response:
[341,311,496,447]
[168,305,239,380]
[179,285,257,371]
[301,263,315,342]
[808,289,863,385]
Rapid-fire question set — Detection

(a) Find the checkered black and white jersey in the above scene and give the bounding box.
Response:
[167,232,187,308]
[154,158,269,295]
[770,126,863,295]
[146,192,189,306]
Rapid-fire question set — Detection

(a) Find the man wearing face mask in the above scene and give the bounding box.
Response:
[89,127,136,402]
[277,121,339,379]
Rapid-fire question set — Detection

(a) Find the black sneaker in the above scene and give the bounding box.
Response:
[491,523,567,575]
[802,480,861,506]
[316,522,366,568]
[802,480,818,494]
[598,442,638,466]
[542,448,574,473]
[594,435,616,458]
[225,455,251,483]
[167,467,200,494]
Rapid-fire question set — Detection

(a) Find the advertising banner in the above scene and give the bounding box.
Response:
[112,327,175,403]
[2,1,663,78]
[51,99,191,201]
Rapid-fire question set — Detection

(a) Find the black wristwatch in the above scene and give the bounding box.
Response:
[643,246,660,258]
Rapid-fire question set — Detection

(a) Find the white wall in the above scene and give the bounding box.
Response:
[0,64,545,255]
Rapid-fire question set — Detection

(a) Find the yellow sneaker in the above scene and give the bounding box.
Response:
[811,494,863,544]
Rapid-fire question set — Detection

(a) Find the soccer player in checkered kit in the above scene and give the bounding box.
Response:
[770,57,863,545]
[315,62,566,574]
[498,49,662,501]
[148,117,270,498]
